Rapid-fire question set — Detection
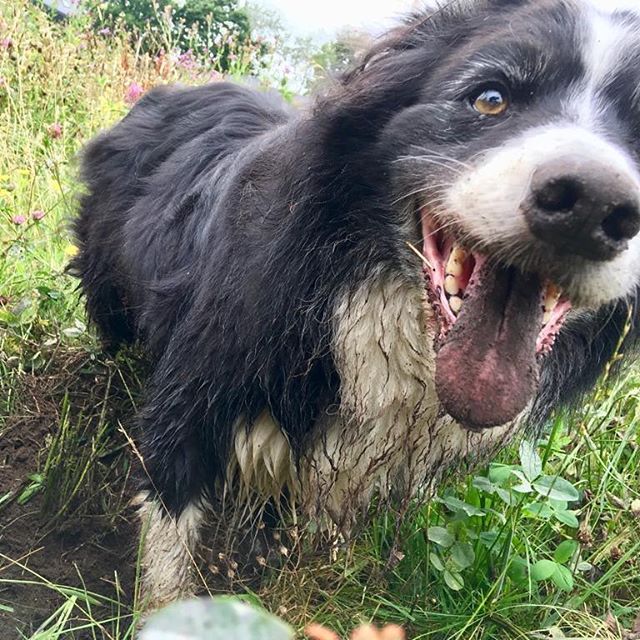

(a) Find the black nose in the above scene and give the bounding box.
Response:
[526,157,640,261]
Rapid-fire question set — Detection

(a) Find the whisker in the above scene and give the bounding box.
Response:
[406,241,434,269]
[409,148,474,170]
[393,156,465,175]
[391,183,453,206]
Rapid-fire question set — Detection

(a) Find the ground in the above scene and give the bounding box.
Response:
[0,352,138,638]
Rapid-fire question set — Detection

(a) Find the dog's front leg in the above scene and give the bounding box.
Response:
[132,362,215,613]
[134,489,207,612]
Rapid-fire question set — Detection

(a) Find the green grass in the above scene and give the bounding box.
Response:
[1,2,640,639]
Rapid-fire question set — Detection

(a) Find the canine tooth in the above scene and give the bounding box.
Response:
[449,296,463,315]
[446,247,468,277]
[444,274,461,296]
[542,284,562,325]
[544,283,562,309]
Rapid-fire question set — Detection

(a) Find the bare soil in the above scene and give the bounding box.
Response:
[0,351,141,639]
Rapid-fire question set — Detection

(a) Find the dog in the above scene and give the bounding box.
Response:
[72,0,640,609]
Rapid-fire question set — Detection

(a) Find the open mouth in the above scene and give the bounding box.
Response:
[419,206,572,431]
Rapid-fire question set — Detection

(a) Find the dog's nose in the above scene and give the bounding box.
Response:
[526,157,640,261]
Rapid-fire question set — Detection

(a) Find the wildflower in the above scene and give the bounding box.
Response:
[177,50,197,71]
[31,209,46,221]
[0,37,12,50]
[124,81,144,105]
[0,77,6,89]
[98,27,111,36]
[64,244,79,258]
[12,214,26,225]
[210,70,223,82]
[47,122,63,139]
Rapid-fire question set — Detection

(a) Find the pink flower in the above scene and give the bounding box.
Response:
[98,27,111,36]
[177,50,197,71]
[124,81,144,105]
[0,38,12,50]
[47,122,63,139]
[12,214,26,225]
[31,209,46,221]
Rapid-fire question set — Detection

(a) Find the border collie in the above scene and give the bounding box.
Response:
[72,0,640,609]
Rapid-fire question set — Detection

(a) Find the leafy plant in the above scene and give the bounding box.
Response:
[90,0,251,71]
[140,598,294,640]
[423,437,582,594]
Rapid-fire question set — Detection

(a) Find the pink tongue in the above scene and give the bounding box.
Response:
[435,264,542,430]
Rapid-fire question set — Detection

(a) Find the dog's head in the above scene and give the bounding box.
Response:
[333,0,640,431]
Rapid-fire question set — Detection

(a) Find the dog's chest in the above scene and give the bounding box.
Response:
[228,278,517,525]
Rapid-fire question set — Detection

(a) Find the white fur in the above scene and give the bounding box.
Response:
[305,277,517,525]
[136,492,205,609]
[445,123,640,307]
[572,3,640,127]
[230,411,298,500]
[227,277,519,530]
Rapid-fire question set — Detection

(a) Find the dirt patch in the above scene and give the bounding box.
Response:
[0,350,142,639]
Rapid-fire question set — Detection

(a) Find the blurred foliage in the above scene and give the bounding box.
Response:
[89,0,252,71]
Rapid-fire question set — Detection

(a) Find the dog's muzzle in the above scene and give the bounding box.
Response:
[525,155,640,261]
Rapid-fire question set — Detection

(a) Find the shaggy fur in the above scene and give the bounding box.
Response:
[72,0,640,608]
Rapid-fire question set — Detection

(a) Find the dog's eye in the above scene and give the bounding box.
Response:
[472,88,509,116]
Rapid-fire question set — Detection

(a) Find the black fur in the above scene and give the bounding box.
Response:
[72,0,640,516]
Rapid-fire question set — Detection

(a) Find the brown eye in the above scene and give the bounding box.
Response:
[472,88,509,115]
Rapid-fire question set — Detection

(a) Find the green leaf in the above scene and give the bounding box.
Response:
[440,496,486,517]
[429,553,444,572]
[513,482,533,494]
[496,488,515,505]
[17,474,44,505]
[430,553,445,572]
[531,559,558,582]
[427,527,455,548]
[533,476,580,502]
[451,542,475,570]
[472,476,496,494]
[507,556,529,585]
[443,570,464,591]
[140,597,294,640]
[479,531,500,548]
[523,502,554,519]
[554,540,579,564]
[519,440,543,482]
[553,509,579,528]
[550,564,574,592]
[489,464,513,486]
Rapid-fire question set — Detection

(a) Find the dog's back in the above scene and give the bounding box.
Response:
[71,83,290,349]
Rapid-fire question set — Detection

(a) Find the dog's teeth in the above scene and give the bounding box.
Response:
[542,283,562,325]
[449,296,463,315]
[444,274,461,296]
[446,247,468,277]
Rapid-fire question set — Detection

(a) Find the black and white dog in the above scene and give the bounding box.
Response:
[73,0,640,608]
